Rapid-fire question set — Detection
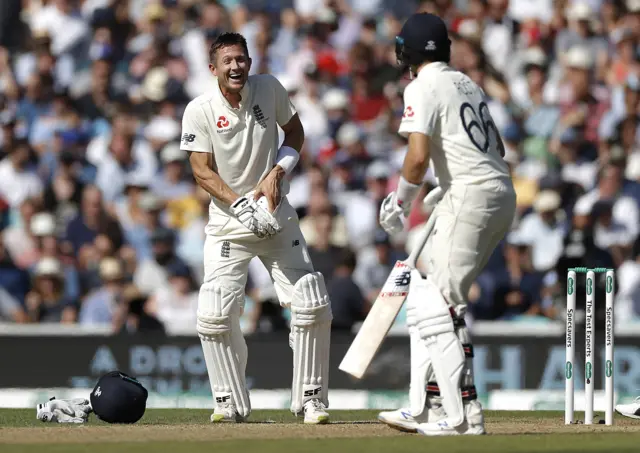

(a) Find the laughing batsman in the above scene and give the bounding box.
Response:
[181,32,332,424]
[377,14,516,436]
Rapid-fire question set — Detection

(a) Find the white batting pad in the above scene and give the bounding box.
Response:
[406,270,465,427]
[408,325,435,417]
[290,272,333,414]
[197,282,251,418]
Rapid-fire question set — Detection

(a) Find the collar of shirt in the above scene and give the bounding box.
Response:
[417,62,448,80]
[214,76,252,114]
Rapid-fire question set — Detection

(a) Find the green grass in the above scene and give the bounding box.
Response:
[1,409,639,453]
[0,408,381,426]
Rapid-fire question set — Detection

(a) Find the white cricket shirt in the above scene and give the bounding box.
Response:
[398,62,511,190]
[180,74,296,218]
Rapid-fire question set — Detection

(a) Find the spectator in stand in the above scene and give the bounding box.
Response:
[0,286,27,322]
[354,228,406,304]
[574,163,640,241]
[25,257,76,323]
[515,190,569,272]
[2,197,39,268]
[63,184,124,256]
[617,238,640,322]
[79,256,126,326]
[327,248,367,331]
[95,130,158,203]
[0,230,30,305]
[42,149,88,228]
[558,46,609,147]
[113,284,165,335]
[307,205,348,284]
[151,142,193,201]
[25,211,80,302]
[492,233,545,320]
[117,185,163,263]
[134,227,185,296]
[0,140,42,209]
[299,189,348,249]
[145,260,198,334]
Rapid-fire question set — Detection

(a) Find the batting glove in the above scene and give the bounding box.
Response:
[37,397,92,424]
[231,195,282,239]
[379,192,407,236]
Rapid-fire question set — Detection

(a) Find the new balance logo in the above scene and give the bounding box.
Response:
[394,271,410,286]
[221,241,230,258]
[303,387,321,397]
[292,239,300,247]
[216,395,230,403]
[182,133,195,145]
[252,105,268,129]
[94,386,102,397]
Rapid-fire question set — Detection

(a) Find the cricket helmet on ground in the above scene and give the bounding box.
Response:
[395,13,451,68]
[90,371,148,424]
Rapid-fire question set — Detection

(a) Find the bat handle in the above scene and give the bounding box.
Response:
[405,211,437,269]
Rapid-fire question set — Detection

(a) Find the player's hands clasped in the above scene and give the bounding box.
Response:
[231,195,282,239]
[379,192,408,235]
[253,166,284,213]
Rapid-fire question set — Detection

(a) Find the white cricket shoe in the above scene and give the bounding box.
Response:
[416,400,485,436]
[615,397,640,419]
[303,399,330,424]
[378,403,446,433]
[210,403,245,423]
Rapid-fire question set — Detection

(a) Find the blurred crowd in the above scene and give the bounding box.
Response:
[0,0,639,333]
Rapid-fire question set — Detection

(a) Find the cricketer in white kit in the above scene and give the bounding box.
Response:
[377,13,516,436]
[180,32,332,424]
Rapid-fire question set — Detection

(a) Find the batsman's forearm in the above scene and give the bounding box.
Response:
[402,133,430,184]
[281,127,304,153]
[194,170,239,206]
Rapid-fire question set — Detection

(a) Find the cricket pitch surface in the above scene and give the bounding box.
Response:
[2,409,639,453]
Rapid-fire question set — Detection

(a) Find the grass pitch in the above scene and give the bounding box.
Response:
[1,409,639,453]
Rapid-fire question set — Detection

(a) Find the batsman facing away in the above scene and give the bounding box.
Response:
[373,13,516,436]
[181,32,331,424]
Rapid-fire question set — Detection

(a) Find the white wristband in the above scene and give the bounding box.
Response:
[397,176,421,208]
[275,146,299,174]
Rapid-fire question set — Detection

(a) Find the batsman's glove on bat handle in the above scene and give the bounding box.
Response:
[36,397,92,423]
[231,195,282,239]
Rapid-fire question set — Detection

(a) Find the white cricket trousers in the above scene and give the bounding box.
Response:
[424,179,516,307]
[202,198,314,306]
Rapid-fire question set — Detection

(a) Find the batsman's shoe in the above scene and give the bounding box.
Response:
[303,399,330,424]
[416,401,485,436]
[615,397,640,419]
[378,404,445,433]
[210,403,246,423]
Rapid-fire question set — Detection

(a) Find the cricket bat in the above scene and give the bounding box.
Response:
[338,192,440,379]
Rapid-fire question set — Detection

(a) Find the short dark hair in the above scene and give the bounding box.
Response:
[209,32,249,64]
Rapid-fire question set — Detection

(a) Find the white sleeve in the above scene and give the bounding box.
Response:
[272,76,297,127]
[398,81,438,138]
[180,101,212,153]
